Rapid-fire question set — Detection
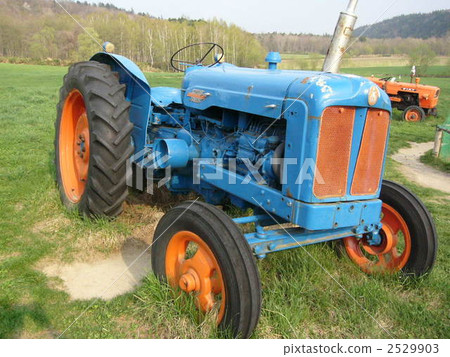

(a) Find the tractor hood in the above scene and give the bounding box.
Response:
[182,63,391,119]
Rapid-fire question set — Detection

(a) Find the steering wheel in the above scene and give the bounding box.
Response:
[170,42,224,72]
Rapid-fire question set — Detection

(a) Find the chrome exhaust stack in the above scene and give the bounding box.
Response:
[322,0,359,73]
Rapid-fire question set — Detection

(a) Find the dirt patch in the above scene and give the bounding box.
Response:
[392,142,450,194]
[32,215,71,234]
[42,238,152,300]
[39,190,195,301]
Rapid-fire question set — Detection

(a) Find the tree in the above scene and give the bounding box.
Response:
[408,44,437,75]
[77,27,101,61]
[30,26,58,59]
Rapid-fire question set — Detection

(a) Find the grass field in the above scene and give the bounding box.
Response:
[0,63,449,339]
[280,54,450,73]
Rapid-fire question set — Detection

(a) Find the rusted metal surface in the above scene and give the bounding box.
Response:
[322,0,359,73]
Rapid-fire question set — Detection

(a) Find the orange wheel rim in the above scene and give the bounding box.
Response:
[165,231,226,323]
[344,203,412,274]
[59,89,90,203]
[405,109,421,122]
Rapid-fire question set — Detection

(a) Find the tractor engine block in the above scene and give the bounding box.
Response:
[148,106,286,202]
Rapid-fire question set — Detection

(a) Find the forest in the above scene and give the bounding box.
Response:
[0,0,266,70]
[0,0,448,70]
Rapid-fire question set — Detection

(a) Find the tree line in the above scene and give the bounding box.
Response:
[0,0,265,70]
[0,0,447,71]
[257,33,449,57]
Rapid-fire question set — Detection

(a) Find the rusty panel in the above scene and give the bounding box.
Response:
[313,107,355,198]
[351,109,390,196]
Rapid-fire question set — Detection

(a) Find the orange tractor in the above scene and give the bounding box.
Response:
[368,75,440,122]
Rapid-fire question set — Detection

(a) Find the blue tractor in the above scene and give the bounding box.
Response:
[55,2,437,338]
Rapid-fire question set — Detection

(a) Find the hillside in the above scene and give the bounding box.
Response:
[0,0,265,70]
[257,9,449,57]
[353,10,450,39]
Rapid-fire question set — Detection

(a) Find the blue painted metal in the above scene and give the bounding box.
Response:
[151,87,182,107]
[154,138,198,168]
[90,52,151,153]
[200,162,382,231]
[265,52,282,70]
[93,50,394,253]
[245,226,356,256]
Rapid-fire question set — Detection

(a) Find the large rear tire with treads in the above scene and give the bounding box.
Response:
[55,61,133,217]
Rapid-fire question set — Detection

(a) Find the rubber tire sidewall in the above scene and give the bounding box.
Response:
[403,105,425,122]
[55,61,132,217]
[151,201,261,338]
[55,66,94,214]
[379,180,437,276]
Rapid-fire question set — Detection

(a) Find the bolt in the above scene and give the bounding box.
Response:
[179,273,196,293]
[268,243,277,251]
[287,201,292,207]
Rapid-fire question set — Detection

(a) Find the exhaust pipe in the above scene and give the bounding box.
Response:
[322,0,359,73]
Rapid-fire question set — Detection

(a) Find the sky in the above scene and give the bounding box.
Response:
[87,0,449,35]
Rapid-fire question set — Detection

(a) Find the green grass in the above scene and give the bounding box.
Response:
[0,63,449,339]
[420,150,450,173]
[280,54,450,74]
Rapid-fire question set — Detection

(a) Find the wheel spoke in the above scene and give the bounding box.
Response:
[197,290,215,312]
[344,202,413,274]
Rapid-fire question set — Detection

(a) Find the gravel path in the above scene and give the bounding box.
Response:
[392,142,450,194]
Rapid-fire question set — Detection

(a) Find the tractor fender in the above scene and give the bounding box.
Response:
[91,52,151,153]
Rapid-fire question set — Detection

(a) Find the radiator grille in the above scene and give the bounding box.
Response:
[351,109,390,196]
[313,107,355,198]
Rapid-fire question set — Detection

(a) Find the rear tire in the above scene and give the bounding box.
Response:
[152,201,262,338]
[403,105,425,122]
[55,61,133,217]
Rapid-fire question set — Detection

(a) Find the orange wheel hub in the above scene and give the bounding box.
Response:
[405,109,421,122]
[59,89,90,203]
[165,231,226,322]
[344,203,412,274]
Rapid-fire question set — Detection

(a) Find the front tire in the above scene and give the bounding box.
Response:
[151,201,262,338]
[55,61,133,217]
[343,180,437,277]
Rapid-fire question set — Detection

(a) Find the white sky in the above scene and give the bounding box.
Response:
[87,0,449,35]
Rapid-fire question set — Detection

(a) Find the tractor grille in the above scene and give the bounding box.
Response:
[351,109,390,195]
[313,107,390,199]
[313,106,355,198]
